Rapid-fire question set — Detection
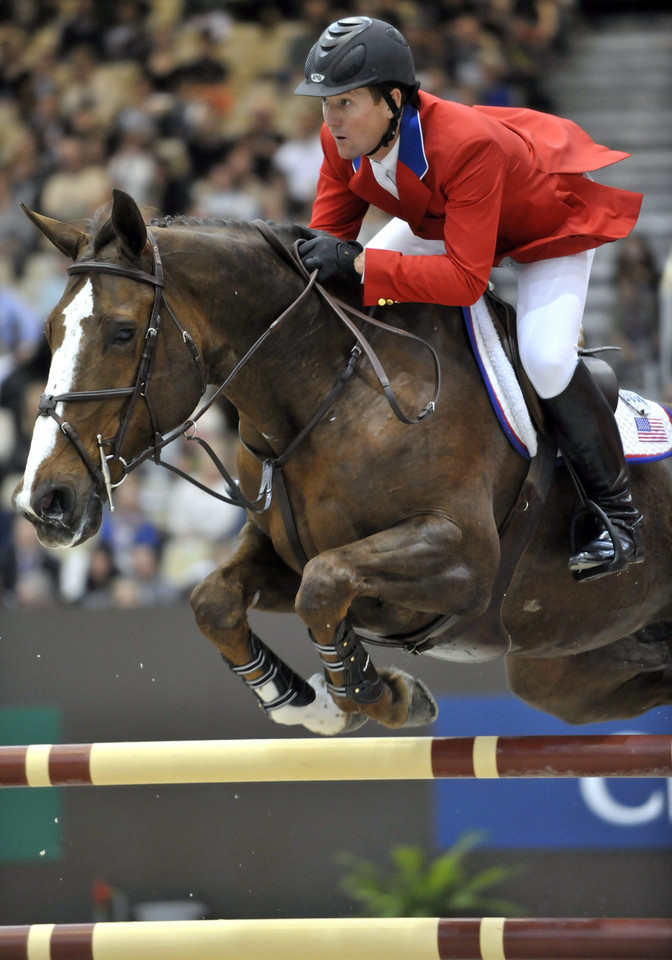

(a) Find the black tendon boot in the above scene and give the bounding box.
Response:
[542,359,644,582]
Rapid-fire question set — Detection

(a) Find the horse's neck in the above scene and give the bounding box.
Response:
[162,229,348,447]
[230,308,354,452]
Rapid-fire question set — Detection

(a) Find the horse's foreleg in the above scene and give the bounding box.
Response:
[190,520,362,734]
[295,512,499,729]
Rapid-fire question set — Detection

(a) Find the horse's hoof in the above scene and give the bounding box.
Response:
[339,712,369,734]
[394,668,439,727]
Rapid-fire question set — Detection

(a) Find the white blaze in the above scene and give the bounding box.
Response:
[15,281,94,518]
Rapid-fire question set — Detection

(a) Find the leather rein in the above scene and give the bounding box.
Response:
[37,222,441,518]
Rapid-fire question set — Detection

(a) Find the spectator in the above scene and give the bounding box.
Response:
[7,128,43,216]
[145,23,185,94]
[159,416,244,594]
[57,44,108,128]
[609,234,661,395]
[39,134,111,221]
[78,542,120,609]
[57,0,104,58]
[26,89,70,174]
[102,0,152,63]
[107,120,162,208]
[238,102,285,183]
[163,81,229,180]
[190,143,268,220]
[97,473,163,580]
[0,285,43,385]
[0,23,30,106]
[127,542,180,605]
[3,516,60,608]
[0,165,40,278]
[272,105,323,220]
[0,339,49,486]
[659,242,672,403]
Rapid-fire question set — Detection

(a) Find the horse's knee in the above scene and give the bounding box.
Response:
[190,572,218,626]
[190,570,245,634]
[295,552,356,621]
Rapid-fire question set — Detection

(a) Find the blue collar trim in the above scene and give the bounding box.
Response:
[352,103,428,178]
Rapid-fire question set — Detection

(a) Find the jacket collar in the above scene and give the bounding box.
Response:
[351,103,428,179]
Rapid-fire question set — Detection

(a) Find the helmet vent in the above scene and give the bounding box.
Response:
[331,44,367,83]
[305,45,315,74]
[385,25,408,46]
[321,17,370,52]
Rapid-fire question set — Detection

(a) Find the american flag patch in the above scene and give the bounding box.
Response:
[635,416,667,442]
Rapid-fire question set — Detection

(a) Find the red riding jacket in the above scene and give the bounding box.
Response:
[308,91,642,307]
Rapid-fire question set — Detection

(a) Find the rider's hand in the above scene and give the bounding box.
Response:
[299,234,363,282]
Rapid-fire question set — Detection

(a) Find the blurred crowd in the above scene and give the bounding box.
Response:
[0,0,665,610]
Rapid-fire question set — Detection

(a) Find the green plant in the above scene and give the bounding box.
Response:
[336,830,525,918]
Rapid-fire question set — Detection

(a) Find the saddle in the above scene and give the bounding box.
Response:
[485,284,620,428]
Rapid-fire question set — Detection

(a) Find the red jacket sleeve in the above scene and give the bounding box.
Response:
[308,128,369,240]
[363,136,506,307]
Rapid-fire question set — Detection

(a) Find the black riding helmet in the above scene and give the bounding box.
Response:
[294,16,419,154]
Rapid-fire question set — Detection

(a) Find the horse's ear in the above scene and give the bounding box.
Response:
[111,188,148,259]
[19,202,87,260]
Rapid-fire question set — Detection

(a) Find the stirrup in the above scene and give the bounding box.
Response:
[569,500,637,583]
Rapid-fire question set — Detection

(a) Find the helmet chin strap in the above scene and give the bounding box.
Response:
[366,89,402,157]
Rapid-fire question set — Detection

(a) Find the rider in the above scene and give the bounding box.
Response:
[295,15,645,582]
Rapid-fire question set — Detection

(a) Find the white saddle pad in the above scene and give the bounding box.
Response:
[463,298,672,464]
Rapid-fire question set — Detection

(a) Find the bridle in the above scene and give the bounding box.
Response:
[37,229,208,511]
[36,222,441,523]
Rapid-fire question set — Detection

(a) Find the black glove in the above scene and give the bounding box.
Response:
[299,234,363,282]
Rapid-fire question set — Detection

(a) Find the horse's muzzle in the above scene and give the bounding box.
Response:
[13,479,103,548]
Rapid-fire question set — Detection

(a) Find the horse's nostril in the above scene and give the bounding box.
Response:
[36,484,75,526]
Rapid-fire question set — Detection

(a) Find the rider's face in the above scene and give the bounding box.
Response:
[321,86,398,160]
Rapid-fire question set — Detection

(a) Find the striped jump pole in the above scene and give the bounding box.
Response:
[1,917,671,960]
[0,734,670,788]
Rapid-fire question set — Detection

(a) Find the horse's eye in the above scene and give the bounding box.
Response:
[113,327,136,344]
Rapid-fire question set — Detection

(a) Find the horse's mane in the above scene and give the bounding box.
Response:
[148,216,316,249]
[92,211,314,255]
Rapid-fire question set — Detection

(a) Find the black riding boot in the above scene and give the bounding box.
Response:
[542,359,644,582]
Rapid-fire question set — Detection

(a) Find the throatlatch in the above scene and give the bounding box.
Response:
[311,619,385,704]
[223,631,316,713]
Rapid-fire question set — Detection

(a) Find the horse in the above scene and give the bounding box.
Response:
[12,189,672,735]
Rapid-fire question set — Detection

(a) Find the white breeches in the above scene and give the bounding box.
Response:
[365,218,595,400]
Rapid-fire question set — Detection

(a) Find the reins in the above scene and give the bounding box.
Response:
[253,219,441,427]
[38,222,441,522]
